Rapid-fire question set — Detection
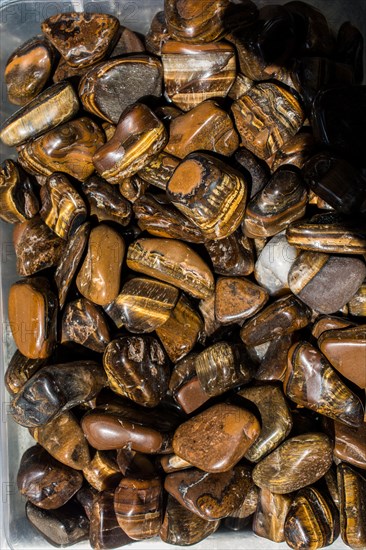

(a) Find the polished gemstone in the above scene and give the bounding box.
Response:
[61,298,110,353]
[83,451,121,492]
[334,421,366,470]
[82,175,132,226]
[215,276,268,324]
[4,350,45,396]
[0,159,39,224]
[338,463,366,549]
[90,491,132,550]
[205,231,254,277]
[169,354,210,414]
[253,488,293,543]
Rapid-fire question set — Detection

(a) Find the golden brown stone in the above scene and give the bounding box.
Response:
[215,277,268,324]
[338,463,366,549]
[253,488,293,543]
[61,298,110,353]
[0,159,39,224]
[4,350,45,396]
[83,451,121,492]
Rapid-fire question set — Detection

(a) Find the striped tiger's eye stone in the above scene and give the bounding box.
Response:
[90,491,132,550]
[253,488,293,542]
[127,238,214,299]
[285,342,363,427]
[83,451,121,492]
[79,55,163,124]
[205,231,254,277]
[82,175,132,227]
[119,175,149,203]
[169,354,210,414]
[61,298,110,353]
[215,277,268,324]
[288,251,366,314]
[243,168,307,238]
[103,336,169,407]
[0,159,39,224]
[4,350,45,396]
[138,152,179,190]
[114,477,162,540]
[18,117,105,182]
[0,82,79,147]
[162,41,236,111]
[76,225,125,307]
[334,421,366,470]
[5,35,55,105]
[338,463,366,549]
[145,11,170,55]
[165,100,239,159]
[52,56,92,83]
[41,12,120,68]
[167,153,247,240]
[231,83,305,160]
[252,433,333,494]
[228,72,254,100]
[93,104,167,183]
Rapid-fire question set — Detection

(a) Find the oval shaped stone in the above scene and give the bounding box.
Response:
[215,276,269,324]
[61,298,110,353]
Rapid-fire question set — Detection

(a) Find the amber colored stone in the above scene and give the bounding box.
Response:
[79,55,163,124]
[160,454,193,474]
[30,412,90,471]
[103,336,170,408]
[252,433,333,494]
[173,403,260,473]
[76,224,125,307]
[118,175,148,203]
[288,251,366,314]
[4,350,45,396]
[8,277,57,360]
[253,488,293,543]
[41,12,120,68]
[215,277,268,324]
[138,152,179,191]
[82,175,132,227]
[162,41,236,111]
[169,354,210,414]
[90,490,132,550]
[165,100,239,159]
[11,361,107,427]
[238,385,292,462]
[83,452,121,492]
[114,477,162,540]
[205,231,254,277]
[348,281,366,316]
[145,11,170,55]
[127,238,214,299]
[318,326,366,389]
[272,132,315,172]
[312,316,354,340]
[18,117,105,182]
[165,0,231,42]
[93,103,167,183]
[334,421,366,470]
[199,293,222,338]
[61,298,110,353]
[0,159,39,224]
[285,342,363,427]
[228,73,254,100]
[111,26,145,56]
[338,463,366,549]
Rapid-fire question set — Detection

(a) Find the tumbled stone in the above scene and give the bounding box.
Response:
[338,463,366,549]
[61,298,110,353]
[253,488,293,543]
[334,421,366,470]
[215,277,268,324]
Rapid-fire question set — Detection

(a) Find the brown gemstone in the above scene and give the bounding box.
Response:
[76,224,125,306]
[52,56,92,83]
[4,350,45,396]
[119,175,149,203]
[90,491,132,550]
[82,175,132,227]
[338,463,366,549]
[165,100,239,159]
[160,454,193,474]
[225,482,259,526]
[254,334,294,382]
[253,488,293,543]
[334,421,366,470]
[272,132,315,172]
[173,403,260,472]
[215,277,268,324]
[228,72,254,100]
[0,159,39,224]
[199,293,223,338]
[252,433,333,494]
[169,354,211,414]
[145,11,170,55]
[165,0,231,42]
[61,298,110,353]
[41,12,120,68]
[138,152,180,191]
[311,316,354,339]
[205,231,254,277]
[8,277,57,360]
[324,468,340,510]
[83,451,121,492]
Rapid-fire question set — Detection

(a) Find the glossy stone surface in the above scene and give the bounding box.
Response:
[334,421,366,470]
[118,175,148,203]
[162,41,236,111]
[8,277,57,360]
[173,403,260,473]
[90,491,132,550]
[76,224,125,306]
[165,100,239,159]
[93,103,167,182]
[254,233,298,296]
[272,132,315,172]
[79,55,163,124]
[348,281,366,316]
[254,335,294,382]
[0,159,39,224]
[103,336,170,407]
[234,147,269,198]
[215,277,268,324]
[285,342,363,427]
[82,175,132,227]
[18,117,105,182]
[0,82,79,147]
[165,0,231,42]
[169,354,210,414]
[17,445,83,509]
[253,488,293,543]
[338,463,366,549]
[127,238,214,299]
[61,298,110,353]
[4,350,45,396]
[138,152,180,191]
[205,231,254,277]
[288,251,366,314]
[52,56,92,83]
[145,11,170,55]
[83,451,121,492]
[160,454,193,474]
[41,12,120,67]
[311,316,354,339]
[199,293,222,338]
[238,385,292,462]
[252,433,333,494]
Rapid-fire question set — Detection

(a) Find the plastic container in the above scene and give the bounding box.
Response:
[0,0,365,548]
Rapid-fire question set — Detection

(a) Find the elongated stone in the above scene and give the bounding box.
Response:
[4,350,45,396]
[0,160,39,224]
[82,175,132,226]
[90,491,132,550]
[253,488,293,543]
[338,463,366,549]
[61,298,110,353]
[205,231,254,277]
[215,277,268,324]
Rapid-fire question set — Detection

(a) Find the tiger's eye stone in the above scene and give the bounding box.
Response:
[238,385,292,462]
[215,277,268,324]
[169,354,210,414]
[114,477,162,540]
[272,132,315,172]
[324,468,340,510]
[253,488,293,542]
[82,175,132,226]
[111,26,145,56]
[173,403,260,473]
[205,231,254,277]
[318,326,366,389]
[4,350,45,396]
[61,298,110,353]
[90,491,132,550]
[41,12,120,68]
[288,251,366,314]
[146,11,170,55]
[11,361,107,427]
[252,433,333,494]
[17,445,83,509]
[119,175,149,203]
[228,72,254,100]
[337,22,364,84]
[348,281,366,316]
[334,421,366,470]
[162,41,236,111]
[54,222,90,309]
[18,117,105,182]
[79,56,163,124]
[93,103,168,183]
[165,464,252,521]
[338,463,366,549]
[199,293,222,338]
[165,100,239,159]
[160,454,193,474]
[8,277,57,360]
[5,35,55,105]
[105,278,179,333]
[231,83,305,160]
[0,82,79,147]
[311,316,354,340]
[40,172,87,240]
[83,452,122,492]
[165,0,230,42]
[0,159,39,224]
[167,153,247,240]
[127,238,214,299]
[254,335,294,382]
[285,342,364,427]
[138,152,179,191]
[240,294,312,347]
[76,225,125,306]
[225,488,259,530]
[160,495,220,546]
[243,168,307,238]
[103,336,170,408]
[31,412,90,471]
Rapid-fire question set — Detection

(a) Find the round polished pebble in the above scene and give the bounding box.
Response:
[215,277,269,324]
[253,488,293,543]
